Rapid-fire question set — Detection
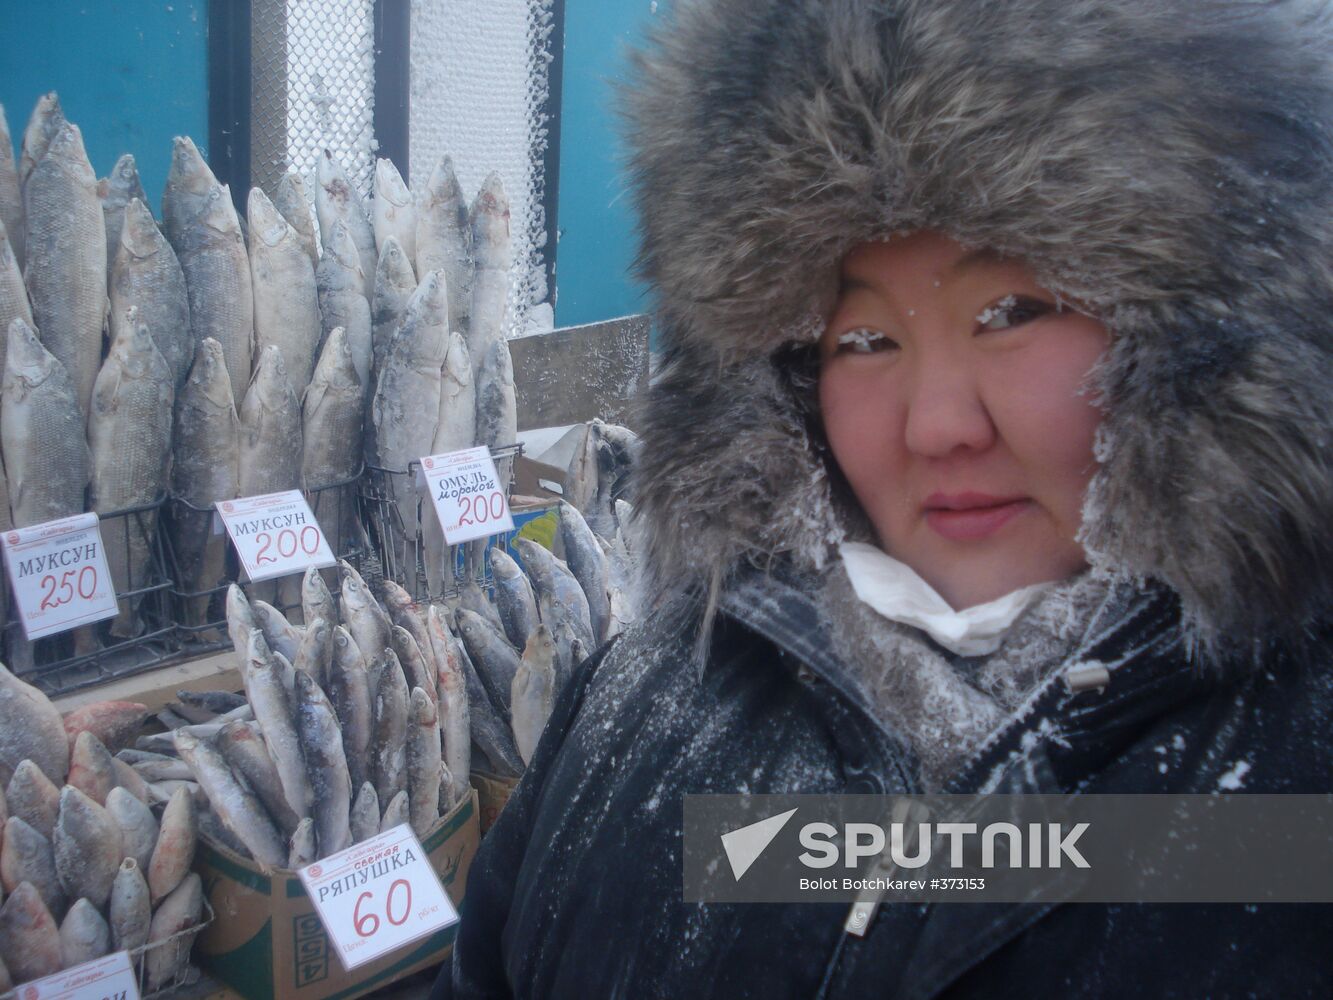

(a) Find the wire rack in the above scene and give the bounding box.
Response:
[2,495,180,698]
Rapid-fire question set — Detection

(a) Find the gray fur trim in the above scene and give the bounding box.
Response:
[623,0,1333,655]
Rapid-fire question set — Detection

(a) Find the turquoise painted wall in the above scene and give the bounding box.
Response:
[0,1,209,219]
[554,0,668,327]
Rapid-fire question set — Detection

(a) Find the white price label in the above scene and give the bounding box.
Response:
[216,490,335,583]
[422,447,515,545]
[20,950,141,1000]
[298,823,459,971]
[0,513,119,640]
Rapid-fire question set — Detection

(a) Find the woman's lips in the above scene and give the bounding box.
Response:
[922,493,1032,542]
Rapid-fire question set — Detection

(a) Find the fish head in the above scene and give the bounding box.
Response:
[184,339,237,414]
[489,547,521,581]
[524,623,556,663]
[455,609,486,643]
[41,121,96,182]
[374,157,411,207]
[324,219,363,274]
[197,184,242,236]
[19,91,65,176]
[381,579,413,616]
[245,626,275,669]
[293,666,319,702]
[424,155,466,214]
[119,198,164,260]
[307,617,331,646]
[168,136,215,196]
[483,338,514,385]
[247,186,291,248]
[108,153,145,203]
[410,685,436,723]
[276,170,310,209]
[470,172,512,268]
[312,326,359,391]
[4,317,58,392]
[442,332,473,387]
[249,345,295,407]
[376,236,415,291]
[317,150,358,209]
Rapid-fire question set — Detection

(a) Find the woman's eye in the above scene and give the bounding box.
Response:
[975,295,1055,331]
[835,328,896,354]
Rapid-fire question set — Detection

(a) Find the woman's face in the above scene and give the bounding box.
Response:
[819,232,1109,610]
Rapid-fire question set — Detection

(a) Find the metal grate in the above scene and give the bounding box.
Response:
[249,0,377,205]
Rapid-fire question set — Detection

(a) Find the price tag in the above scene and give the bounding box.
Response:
[216,490,336,583]
[0,513,118,640]
[422,446,515,545]
[298,823,459,971]
[20,950,141,1000]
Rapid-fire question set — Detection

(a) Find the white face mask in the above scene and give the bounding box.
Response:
[838,542,1051,656]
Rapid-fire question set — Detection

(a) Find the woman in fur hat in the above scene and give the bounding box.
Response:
[438,1,1333,995]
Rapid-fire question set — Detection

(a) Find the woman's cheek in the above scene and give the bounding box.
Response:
[820,364,890,485]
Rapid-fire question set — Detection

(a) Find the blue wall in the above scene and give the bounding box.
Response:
[553,0,667,328]
[0,1,209,219]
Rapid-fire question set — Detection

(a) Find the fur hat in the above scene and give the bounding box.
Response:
[622,0,1333,658]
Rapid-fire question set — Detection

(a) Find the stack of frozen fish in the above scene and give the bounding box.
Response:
[154,497,637,867]
[0,90,528,643]
[0,667,205,990]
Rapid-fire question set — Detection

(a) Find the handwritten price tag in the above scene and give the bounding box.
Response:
[20,950,140,1000]
[298,823,459,971]
[1,513,118,640]
[216,490,336,583]
[422,447,514,545]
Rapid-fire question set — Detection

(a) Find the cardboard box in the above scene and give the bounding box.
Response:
[472,771,522,835]
[193,788,479,1000]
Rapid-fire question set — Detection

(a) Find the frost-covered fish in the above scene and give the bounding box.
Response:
[288,818,317,868]
[99,153,146,284]
[373,158,416,262]
[467,172,511,368]
[250,599,301,662]
[390,625,435,706]
[110,197,192,389]
[559,501,612,644]
[177,183,254,402]
[370,235,416,384]
[316,220,372,393]
[0,104,24,271]
[427,606,471,800]
[174,729,286,868]
[18,94,65,193]
[147,786,196,903]
[0,816,63,918]
[6,761,60,839]
[513,626,556,764]
[248,630,314,818]
[177,690,247,716]
[89,316,174,637]
[0,881,62,983]
[301,327,362,551]
[108,858,150,953]
[144,872,203,991]
[0,664,70,787]
[339,560,391,665]
[370,650,409,807]
[415,155,471,336]
[59,897,111,968]
[379,789,409,833]
[274,170,319,269]
[490,548,540,650]
[350,782,379,844]
[67,731,116,806]
[515,537,595,650]
[458,582,506,639]
[475,336,518,491]
[239,345,303,496]
[456,609,520,715]
[301,566,338,629]
[249,186,321,393]
[215,719,300,838]
[161,136,219,251]
[53,786,123,909]
[373,269,449,555]
[294,670,353,856]
[22,121,105,418]
[422,331,475,595]
[1,329,89,533]
[327,624,373,792]
[315,150,375,296]
[170,339,240,625]
[0,220,32,375]
[104,786,158,872]
[294,617,332,688]
[406,687,441,837]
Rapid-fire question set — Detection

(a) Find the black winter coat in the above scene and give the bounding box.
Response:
[437,569,1333,999]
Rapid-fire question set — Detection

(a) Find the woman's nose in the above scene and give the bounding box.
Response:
[902,361,996,458]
